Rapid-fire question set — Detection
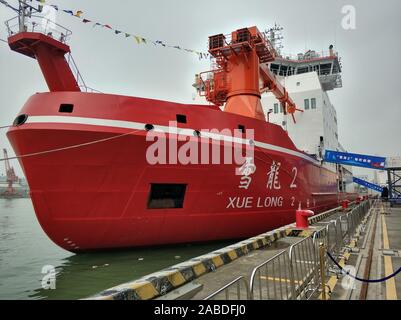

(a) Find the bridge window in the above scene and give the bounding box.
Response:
[304,99,310,110]
[311,98,317,109]
[148,184,187,209]
[274,103,279,114]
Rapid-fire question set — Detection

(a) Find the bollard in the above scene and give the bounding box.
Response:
[319,243,327,300]
[296,209,314,229]
[342,200,350,210]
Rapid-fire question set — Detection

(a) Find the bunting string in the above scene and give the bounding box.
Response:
[32,0,210,60]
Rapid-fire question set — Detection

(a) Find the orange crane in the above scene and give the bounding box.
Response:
[199,26,303,123]
[2,148,18,196]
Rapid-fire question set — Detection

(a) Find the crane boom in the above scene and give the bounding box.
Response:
[197,26,302,123]
[259,64,304,123]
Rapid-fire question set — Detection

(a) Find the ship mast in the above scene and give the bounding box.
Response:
[18,0,29,32]
[5,1,84,92]
[265,24,284,57]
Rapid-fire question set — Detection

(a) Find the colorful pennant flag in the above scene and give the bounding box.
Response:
[32,0,209,60]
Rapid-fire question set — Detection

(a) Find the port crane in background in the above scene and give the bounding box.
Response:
[2,148,19,197]
[197,26,303,123]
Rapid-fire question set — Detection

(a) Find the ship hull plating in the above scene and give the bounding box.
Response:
[8,92,354,251]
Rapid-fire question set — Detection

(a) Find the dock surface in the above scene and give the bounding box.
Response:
[90,200,401,300]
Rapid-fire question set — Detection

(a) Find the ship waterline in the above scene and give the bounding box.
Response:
[7,92,353,252]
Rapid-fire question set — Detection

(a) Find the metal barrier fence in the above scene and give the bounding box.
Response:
[249,250,292,300]
[204,276,250,300]
[205,200,372,300]
[288,236,320,299]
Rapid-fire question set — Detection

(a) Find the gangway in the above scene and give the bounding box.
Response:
[325,150,401,202]
[353,177,383,193]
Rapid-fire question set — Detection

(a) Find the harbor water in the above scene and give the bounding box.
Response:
[0,199,232,300]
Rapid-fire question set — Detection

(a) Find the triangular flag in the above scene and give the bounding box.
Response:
[75,10,83,18]
[63,10,74,15]
[103,24,112,29]
[125,33,131,38]
[134,36,141,44]
[141,38,147,44]
[50,5,58,11]
[93,23,102,28]
[82,19,91,23]
[115,30,122,35]
[38,0,45,10]
[174,46,181,50]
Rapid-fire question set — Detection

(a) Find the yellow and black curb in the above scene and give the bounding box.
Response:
[88,229,286,300]
[89,205,345,300]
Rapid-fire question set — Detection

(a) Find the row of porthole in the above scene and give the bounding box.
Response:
[14,112,248,144]
[14,115,253,145]
[144,124,201,138]
[144,124,255,146]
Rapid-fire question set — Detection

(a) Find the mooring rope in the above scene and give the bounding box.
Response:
[0,129,141,162]
[327,250,401,283]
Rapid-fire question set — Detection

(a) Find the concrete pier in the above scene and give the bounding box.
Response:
[88,203,361,300]
[88,199,400,300]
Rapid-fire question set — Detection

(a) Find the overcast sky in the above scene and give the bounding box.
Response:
[0,0,400,178]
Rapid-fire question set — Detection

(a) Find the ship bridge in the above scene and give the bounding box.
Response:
[267,47,342,91]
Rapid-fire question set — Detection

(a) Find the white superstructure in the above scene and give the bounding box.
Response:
[261,71,339,158]
[260,46,354,193]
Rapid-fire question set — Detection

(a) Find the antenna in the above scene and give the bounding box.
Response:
[265,23,284,56]
[17,0,41,32]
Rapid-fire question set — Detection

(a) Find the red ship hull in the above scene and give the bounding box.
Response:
[8,92,356,251]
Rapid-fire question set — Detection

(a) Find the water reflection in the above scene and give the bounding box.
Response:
[0,199,233,300]
[30,242,233,300]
